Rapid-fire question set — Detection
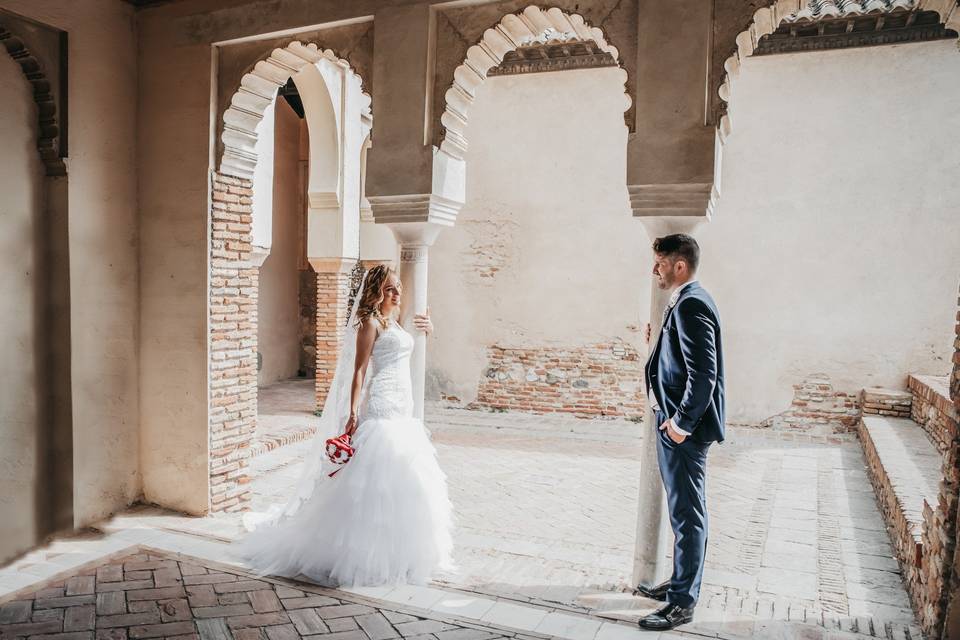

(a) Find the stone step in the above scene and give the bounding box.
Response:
[859,415,940,567]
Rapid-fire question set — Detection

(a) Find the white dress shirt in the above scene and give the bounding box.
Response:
[648,280,699,437]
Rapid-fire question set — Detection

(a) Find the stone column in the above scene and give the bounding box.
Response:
[632,212,707,587]
[389,222,444,420]
[310,258,357,411]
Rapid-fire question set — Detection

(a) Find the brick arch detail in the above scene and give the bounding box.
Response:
[439,5,629,160]
[0,23,65,176]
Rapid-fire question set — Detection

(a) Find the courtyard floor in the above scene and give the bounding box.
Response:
[0,381,923,640]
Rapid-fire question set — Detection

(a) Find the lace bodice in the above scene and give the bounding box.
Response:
[362,320,415,420]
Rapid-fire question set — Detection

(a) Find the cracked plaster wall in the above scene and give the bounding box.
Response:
[427,68,645,406]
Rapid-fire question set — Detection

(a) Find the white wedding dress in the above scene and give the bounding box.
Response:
[235,318,454,587]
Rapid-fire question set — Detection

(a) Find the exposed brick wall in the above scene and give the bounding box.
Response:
[861,387,911,418]
[761,374,860,433]
[910,375,959,454]
[209,173,257,513]
[470,340,646,419]
[954,282,960,409]
[298,269,317,378]
[314,268,352,411]
[908,374,958,637]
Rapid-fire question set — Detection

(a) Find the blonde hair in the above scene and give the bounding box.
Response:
[354,264,396,330]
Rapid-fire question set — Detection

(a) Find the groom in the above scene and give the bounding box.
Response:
[637,233,725,631]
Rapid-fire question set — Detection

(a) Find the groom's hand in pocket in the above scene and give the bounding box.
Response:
[660,419,687,444]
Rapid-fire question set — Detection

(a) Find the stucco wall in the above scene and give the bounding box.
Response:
[427,68,646,404]
[138,4,211,514]
[703,40,960,424]
[0,0,141,525]
[258,100,303,386]
[0,46,44,561]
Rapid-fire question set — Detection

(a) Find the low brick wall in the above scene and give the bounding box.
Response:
[909,374,958,453]
[910,375,959,637]
[761,374,860,433]
[860,374,959,637]
[862,387,912,418]
[470,340,646,420]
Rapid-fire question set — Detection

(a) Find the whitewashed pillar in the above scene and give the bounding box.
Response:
[388,223,443,419]
[632,203,708,588]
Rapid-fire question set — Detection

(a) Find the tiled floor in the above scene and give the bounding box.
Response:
[0,405,923,640]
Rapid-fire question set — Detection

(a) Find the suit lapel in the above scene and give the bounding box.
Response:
[647,282,699,374]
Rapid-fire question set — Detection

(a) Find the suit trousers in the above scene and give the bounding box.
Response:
[654,412,711,608]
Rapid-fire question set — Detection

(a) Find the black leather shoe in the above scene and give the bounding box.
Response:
[638,603,694,630]
[633,580,670,601]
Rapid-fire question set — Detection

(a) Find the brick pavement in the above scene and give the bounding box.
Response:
[0,548,543,640]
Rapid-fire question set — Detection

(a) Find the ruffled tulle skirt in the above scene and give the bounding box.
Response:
[234,416,454,587]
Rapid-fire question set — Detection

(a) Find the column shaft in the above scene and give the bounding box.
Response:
[632,216,706,586]
[398,244,430,419]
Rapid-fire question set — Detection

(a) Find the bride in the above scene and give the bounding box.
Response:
[235,264,454,587]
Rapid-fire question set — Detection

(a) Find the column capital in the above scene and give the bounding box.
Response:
[250,246,270,268]
[369,193,462,227]
[385,220,447,248]
[628,183,713,219]
[636,216,708,243]
[308,257,358,274]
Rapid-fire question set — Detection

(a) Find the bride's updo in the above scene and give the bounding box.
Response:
[355,264,395,329]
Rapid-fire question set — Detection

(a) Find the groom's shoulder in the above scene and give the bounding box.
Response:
[679,284,720,316]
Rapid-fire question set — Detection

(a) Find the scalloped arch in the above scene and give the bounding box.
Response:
[0,23,65,176]
[715,0,959,141]
[220,41,372,180]
[439,5,630,160]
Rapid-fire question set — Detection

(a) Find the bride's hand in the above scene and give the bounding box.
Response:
[344,414,357,437]
[413,308,434,336]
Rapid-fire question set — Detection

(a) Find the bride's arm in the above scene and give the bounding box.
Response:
[345,319,378,436]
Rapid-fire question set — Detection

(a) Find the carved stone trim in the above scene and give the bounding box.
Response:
[717,0,959,139]
[628,183,713,218]
[220,41,371,180]
[368,194,461,227]
[0,23,66,176]
[755,9,956,54]
[439,6,628,160]
[487,39,618,76]
[399,246,429,264]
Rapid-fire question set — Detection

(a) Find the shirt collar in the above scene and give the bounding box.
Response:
[668,279,698,308]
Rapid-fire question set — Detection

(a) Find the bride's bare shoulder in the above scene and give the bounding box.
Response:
[357,317,382,338]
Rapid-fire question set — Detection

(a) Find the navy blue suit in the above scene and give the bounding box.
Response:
[644,281,724,608]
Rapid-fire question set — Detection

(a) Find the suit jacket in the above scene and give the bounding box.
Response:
[645,281,725,444]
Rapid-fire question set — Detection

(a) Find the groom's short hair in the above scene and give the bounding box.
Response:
[653,234,700,273]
